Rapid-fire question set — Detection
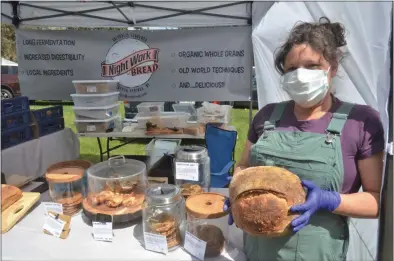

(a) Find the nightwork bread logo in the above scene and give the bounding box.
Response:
[101,33,159,98]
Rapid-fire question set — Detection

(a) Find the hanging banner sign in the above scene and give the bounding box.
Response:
[16,27,252,101]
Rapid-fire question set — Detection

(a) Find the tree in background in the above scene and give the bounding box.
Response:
[1,24,16,62]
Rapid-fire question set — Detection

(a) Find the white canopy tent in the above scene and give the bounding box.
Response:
[1,1,392,261]
[1,57,18,66]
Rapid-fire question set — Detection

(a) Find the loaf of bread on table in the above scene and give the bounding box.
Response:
[1,184,22,210]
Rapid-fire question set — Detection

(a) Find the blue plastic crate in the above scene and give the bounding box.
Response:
[1,96,29,115]
[36,117,65,137]
[2,110,31,130]
[2,124,33,150]
[32,105,63,122]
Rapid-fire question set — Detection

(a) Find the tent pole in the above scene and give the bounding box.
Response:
[249,1,253,126]
[377,4,393,261]
[137,2,250,24]
[11,1,20,28]
[133,2,250,21]
[20,3,129,24]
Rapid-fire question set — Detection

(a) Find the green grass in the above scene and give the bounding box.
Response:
[31,103,256,164]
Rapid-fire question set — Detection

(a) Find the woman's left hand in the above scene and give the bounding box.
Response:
[290,180,341,232]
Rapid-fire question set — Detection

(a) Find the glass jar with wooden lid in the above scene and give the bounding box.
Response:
[185,192,234,259]
[45,164,86,216]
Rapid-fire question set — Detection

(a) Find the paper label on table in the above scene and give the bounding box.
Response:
[143,232,168,254]
[92,221,113,242]
[184,231,207,261]
[87,86,97,92]
[87,125,96,132]
[175,162,199,181]
[43,213,66,238]
[43,202,63,214]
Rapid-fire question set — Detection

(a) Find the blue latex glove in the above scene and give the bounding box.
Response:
[223,198,234,225]
[290,180,341,232]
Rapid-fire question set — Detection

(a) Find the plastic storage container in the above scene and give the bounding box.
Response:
[72,80,119,94]
[197,104,232,127]
[2,110,31,130]
[35,117,65,137]
[185,193,232,260]
[1,96,29,115]
[71,92,119,107]
[32,105,63,122]
[145,139,181,168]
[172,103,197,116]
[137,102,165,114]
[134,112,190,129]
[74,116,121,133]
[143,184,185,252]
[174,146,210,198]
[82,156,147,223]
[45,165,86,216]
[1,124,33,150]
[73,103,120,120]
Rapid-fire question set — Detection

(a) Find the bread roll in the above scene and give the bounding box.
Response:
[1,184,22,210]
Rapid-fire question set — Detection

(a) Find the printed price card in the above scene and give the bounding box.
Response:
[143,232,168,254]
[93,221,113,242]
[184,231,207,261]
[175,162,199,181]
[87,86,97,92]
[43,213,66,238]
[43,202,63,215]
[87,125,96,132]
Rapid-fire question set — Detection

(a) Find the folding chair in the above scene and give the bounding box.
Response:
[205,123,237,188]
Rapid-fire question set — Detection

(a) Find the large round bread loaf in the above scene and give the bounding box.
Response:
[229,166,306,237]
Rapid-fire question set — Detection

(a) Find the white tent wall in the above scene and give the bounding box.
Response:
[252,2,392,261]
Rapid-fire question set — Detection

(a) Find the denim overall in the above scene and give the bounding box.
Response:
[245,101,354,261]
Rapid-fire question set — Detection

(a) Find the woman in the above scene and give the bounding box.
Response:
[225,17,385,261]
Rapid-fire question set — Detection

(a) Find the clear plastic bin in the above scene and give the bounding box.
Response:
[71,92,119,107]
[197,105,232,129]
[145,139,182,168]
[135,112,190,129]
[72,80,119,94]
[74,116,121,133]
[172,103,197,116]
[73,103,120,120]
[137,102,165,114]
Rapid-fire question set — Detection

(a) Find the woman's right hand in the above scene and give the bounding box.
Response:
[223,198,234,225]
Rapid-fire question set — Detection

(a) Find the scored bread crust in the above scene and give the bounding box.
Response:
[1,184,23,211]
[229,166,306,237]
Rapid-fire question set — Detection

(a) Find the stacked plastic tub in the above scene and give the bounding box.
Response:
[1,96,33,149]
[71,80,121,133]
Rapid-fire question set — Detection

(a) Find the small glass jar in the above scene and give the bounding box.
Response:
[143,184,185,251]
[174,146,210,198]
[185,193,230,259]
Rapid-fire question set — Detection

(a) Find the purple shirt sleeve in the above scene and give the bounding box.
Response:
[356,106,385,159]
[247,104,276,144]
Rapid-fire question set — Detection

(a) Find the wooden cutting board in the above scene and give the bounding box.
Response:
[1,192,40,233]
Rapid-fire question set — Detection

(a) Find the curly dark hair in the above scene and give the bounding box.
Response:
[274,17,347,75]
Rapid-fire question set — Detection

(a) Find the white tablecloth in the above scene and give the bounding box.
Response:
[1,128,80,180]
[1,189,246,261]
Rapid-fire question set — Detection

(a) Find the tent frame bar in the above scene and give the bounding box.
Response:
[3,1,251,27]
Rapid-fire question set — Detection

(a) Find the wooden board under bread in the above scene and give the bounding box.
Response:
[1,192,40,233]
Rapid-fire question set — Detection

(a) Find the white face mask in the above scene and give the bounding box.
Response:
[282,67,330,108]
